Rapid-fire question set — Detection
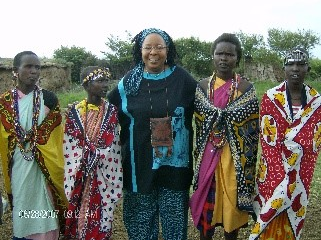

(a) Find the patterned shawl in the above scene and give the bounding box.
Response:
[250,81,321,240]
[193,82,260,212]
[0,89,68,232]
[63,99,123,239]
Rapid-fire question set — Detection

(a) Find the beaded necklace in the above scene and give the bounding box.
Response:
[12,86,41,161]
[208,73,238,148]
[208,72,237,104]
[146,69,165,78]
[83,100,105,145]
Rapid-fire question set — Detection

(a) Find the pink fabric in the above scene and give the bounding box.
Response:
[190,78,234,226]
[212,79,233,107]
[190,142,222,226]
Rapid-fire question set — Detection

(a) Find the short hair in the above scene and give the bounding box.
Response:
[13,51,38,69]
[211,33,242,66]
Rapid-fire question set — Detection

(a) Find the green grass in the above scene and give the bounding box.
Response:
[253,79,321,102]
[311,156,321,198]
[57,84,86,109]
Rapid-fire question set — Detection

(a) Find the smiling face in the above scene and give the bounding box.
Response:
[14,54,41,93]
[213,42,238,80]
[141,33,168,73]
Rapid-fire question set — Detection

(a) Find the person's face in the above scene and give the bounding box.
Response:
[141,33,168,73]
[213,42,238,75]
[86,76,110,98]
[15,54,41,90]
[284,61,309,87]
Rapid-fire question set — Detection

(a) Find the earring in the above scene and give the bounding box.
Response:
[12,71,18,79]
[38,77,42,87]
[12,71,18,86]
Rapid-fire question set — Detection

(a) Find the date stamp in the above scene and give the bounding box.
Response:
[19,210,59,219]
[18,209,99,219]
[64,209,98,219]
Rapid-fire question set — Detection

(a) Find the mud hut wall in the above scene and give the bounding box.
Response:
[40,66,71,92]
[0,65,71,94]
[0,69,14,94]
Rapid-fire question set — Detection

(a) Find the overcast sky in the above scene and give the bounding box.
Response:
[1,0,321,59]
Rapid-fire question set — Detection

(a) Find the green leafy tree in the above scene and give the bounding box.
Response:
[267,28,320,57]
[235,31,266,61]
[174,37,212,79]
[309,58,321,81]
[102,32,133,79]
[53,46,98,83]
[100,29,321,82]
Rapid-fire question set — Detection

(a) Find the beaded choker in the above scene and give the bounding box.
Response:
[145,70,165,78]
[12,86,41,161]
[83,100,105,145]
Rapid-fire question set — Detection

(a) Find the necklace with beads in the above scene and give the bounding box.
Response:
[208,72,237,104]
[145,69,165,78]
[207,72,238,148]
[82,99,105,145]
[12,86,41,161]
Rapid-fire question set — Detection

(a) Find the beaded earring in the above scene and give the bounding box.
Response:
[38,77,42,87]
[12,71,18,86]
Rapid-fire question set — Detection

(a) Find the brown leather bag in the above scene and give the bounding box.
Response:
[150,116,173,158]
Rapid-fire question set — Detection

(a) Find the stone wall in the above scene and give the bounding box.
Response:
[0,58,72,94]
[244,62,284,82]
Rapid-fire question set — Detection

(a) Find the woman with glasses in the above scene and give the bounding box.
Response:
[108,28,197,240]
[63,66,123,240]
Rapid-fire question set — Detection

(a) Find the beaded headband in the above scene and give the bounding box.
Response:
[284,48,309,66]
[82,68,111,84]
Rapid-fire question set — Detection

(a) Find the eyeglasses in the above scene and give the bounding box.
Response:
[141,45,167,52]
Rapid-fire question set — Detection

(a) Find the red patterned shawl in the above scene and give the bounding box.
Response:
[250,81,321,239]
